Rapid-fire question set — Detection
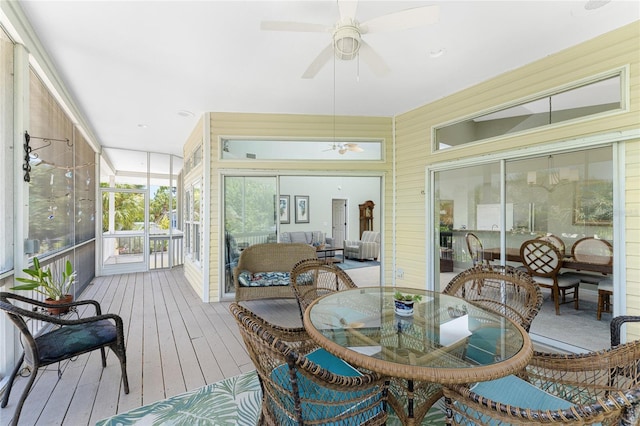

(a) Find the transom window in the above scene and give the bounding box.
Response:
[434,72,624,151]
[221,139,383,161]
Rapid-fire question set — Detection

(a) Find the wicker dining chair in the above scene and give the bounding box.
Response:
[442,264,543,332]
[290,258,357,321]
[0,292,129,426]
[442,337,640,425]
[520,239,581,315]
[229,302,388,425]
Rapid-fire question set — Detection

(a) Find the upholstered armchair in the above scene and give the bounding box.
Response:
[344,231,380,261]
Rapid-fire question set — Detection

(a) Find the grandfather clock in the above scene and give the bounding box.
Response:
[359,200,374,238]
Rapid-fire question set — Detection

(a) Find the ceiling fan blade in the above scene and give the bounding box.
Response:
[345,143,364,152]
[358,41,391,77]
[338,0,358,21]
[261,21,331,33]
[302,43,334,79]
[360,5,439,34]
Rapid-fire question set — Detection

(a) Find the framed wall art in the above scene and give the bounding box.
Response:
[573,180,613,226]
[294,195,309,224]
[279,195,290,224]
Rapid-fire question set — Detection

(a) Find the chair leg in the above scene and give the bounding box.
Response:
[597,291,604,320]
[8,364,38,426]
[110,344,130,394]
[100,347,107,367]
[597,289,612,321]
[1,354,24,408]
[553,286,560,315]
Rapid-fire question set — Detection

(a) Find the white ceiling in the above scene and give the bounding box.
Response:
[15,1,640,159]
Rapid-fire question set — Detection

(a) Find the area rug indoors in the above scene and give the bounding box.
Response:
[96,370,445,425]
[335,255,381,271]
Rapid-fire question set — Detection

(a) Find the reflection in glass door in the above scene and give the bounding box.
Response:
[223,176,277,297]
[101,189,148,273]
[431,146,614,351]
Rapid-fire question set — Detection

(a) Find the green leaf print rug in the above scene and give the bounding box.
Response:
[96,369,446,425]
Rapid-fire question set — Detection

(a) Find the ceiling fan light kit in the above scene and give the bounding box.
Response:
[326,142,364,155]
[333,22,361,60]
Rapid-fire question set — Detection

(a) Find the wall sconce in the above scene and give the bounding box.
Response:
[23,131,72,182]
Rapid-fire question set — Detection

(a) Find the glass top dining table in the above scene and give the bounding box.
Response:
[303,286,533,385]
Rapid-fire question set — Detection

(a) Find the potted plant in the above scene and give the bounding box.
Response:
[11,258,76,314]
[393,291,422,316]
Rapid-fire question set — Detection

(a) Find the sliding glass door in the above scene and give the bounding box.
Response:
[432,145,614,351]
[223,176,277,295]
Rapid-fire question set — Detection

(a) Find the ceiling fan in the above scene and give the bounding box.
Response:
[261,1,439,78]
[325,142,364,155]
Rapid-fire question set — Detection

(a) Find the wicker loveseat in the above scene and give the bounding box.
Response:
[234,243,317,302]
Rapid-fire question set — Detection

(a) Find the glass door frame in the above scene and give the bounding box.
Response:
[426,138,625,352]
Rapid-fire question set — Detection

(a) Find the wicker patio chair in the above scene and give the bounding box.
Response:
[229,302,388,425]
[385,265,544,424]
[520,239,580,315]
[233,242,317,302]
[443,338,640,425]
[0,292,129,426]
[612,315,640,347]
[290,258,357,321]
[442,264,543,332]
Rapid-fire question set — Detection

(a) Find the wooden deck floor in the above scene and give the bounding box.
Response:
[1,267,289,426]
[0,264,607,425]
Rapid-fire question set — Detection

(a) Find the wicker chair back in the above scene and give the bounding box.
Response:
[290,258,357,321]
[442,264,543,332]
[229,302,388,425]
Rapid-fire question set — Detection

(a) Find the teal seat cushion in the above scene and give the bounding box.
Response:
[268,348,383,425]
[472,375,573,410]
[306,348,361,377]
[36,319,116,364]
[454,375,602,426]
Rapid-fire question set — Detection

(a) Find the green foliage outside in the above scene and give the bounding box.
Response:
[224,177,276,234]
[101,184,174,233]
[101,184,145,232]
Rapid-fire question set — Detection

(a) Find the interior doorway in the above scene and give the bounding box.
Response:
[332,199,347,248]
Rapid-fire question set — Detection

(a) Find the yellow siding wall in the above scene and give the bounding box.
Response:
[182,116,204,298]
[207,112,392,301]
[394,20,640,337]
